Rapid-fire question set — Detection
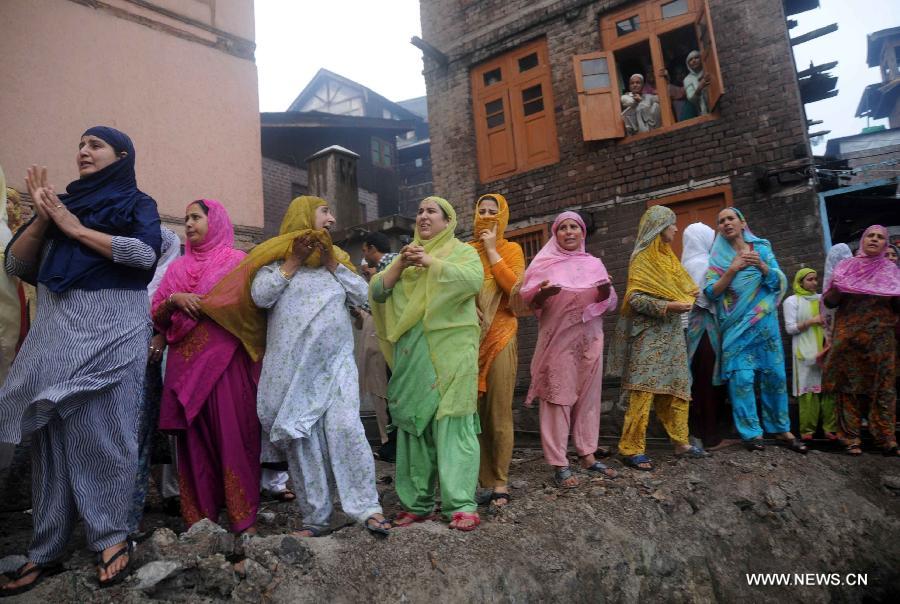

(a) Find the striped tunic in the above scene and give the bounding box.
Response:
[0,236,155,442]
[0,236,156,559]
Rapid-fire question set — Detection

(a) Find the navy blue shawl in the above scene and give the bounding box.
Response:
[39,126,161,293]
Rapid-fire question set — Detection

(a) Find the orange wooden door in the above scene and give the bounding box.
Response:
[649,187,730,257]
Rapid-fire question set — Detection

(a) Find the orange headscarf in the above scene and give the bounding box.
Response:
[468,193,525,393]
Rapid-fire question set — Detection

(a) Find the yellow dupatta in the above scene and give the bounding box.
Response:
[622,205,698,316]
[201,196,355,361]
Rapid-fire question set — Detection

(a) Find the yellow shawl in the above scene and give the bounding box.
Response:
[622,205,698,316]
[201,195,355,361]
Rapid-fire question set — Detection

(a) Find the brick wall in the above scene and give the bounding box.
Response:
[421,0,825,437]
[359,187,379,223]
[263,156,380,235]
[262,157,308,238]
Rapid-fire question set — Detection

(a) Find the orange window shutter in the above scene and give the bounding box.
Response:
[510,72,560,170]
[474,89,517,182]
[572,52,625,141]
[696,0,724,110]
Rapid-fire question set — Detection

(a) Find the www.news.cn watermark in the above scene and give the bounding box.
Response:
[746,573,868,587]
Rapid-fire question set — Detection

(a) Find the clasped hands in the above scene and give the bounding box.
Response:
[729,249,767,273]
[398,243,433,268]
[25,165,83,238]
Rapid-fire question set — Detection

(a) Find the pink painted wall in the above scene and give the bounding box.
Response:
[0,0,263,229]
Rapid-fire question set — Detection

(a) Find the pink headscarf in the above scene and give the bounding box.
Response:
[153,199,252,425]
[519,211,615,321]
[151,199,246,343]
[828,225,900,297]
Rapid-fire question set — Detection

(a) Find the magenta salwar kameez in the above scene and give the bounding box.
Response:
[153,199,260,532]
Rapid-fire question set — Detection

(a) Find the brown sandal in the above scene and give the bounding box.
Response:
[846,444,863,456]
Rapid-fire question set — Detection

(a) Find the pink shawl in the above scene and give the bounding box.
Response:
[828,225,900,298]
[153,199,250,426]
[519,211,616,322]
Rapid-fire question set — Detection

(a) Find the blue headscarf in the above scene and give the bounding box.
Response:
[704,207,786,371]
[39,126,161,292]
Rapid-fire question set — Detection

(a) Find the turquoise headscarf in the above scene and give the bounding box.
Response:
[705,208,786,371]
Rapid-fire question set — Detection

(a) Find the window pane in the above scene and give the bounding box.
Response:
[522,84,543,104]
[661,0,688,19]
[486,99,505,128]
[483,67,502,87]
[523,98,544,116]
[581,57,609,77]
[616,15,639,36]
[518,52,539,72]
[371,139,379,152]
[485,98,504,116]
[583,73,610,89]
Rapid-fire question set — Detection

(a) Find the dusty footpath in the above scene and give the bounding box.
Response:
[1,444,899,603]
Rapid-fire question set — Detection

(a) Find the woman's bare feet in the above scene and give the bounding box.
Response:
[708,438,740,451]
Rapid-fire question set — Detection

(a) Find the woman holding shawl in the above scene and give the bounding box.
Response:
[704,207,806,453]
[244,196,388,537]
[369,196,483,531]
[469,193,524,508]
[822,225,900,456]
[782,268,836,442]
[681,222,730,450]
[0,127,161,592]
[152,199,260,535]
[608,206,707,471]
[520,211,617,488]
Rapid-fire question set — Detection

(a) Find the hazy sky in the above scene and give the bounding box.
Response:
[255,0,896,146]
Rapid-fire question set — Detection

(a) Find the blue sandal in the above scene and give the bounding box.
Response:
[674,445,711,459]
[292,526,329,538]
[582,461,619,478]
[623,454,654,471]
[554,466,578,488]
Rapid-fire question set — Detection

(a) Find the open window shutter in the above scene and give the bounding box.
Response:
[695,0,724,110]
[572,52,625,141]
[474,89,517,181]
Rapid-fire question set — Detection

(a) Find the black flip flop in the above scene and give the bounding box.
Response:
[489,491,512,506]
[776,438,808,455]
[97,540,134,588]
[0,562,64,598]
[364,516,391,538]
[261,489,297,503]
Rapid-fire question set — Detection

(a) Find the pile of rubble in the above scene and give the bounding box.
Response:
[1,445,899,602]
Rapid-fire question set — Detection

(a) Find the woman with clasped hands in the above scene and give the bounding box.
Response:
[369,196,483,531]
[0,126,161,593]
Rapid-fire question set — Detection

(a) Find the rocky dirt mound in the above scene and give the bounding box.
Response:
[1,445,899,602]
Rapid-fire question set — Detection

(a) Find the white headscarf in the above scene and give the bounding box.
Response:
[147,226,182,300]
[680,222,716,309]
[0,166,11,249]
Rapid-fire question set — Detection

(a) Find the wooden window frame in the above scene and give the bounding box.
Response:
[576,0,724,142]
[371,137,394,169]
[471,38,560,183]
[646,184,733,256]
[506,223,550,264]
[645,184,733,209]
